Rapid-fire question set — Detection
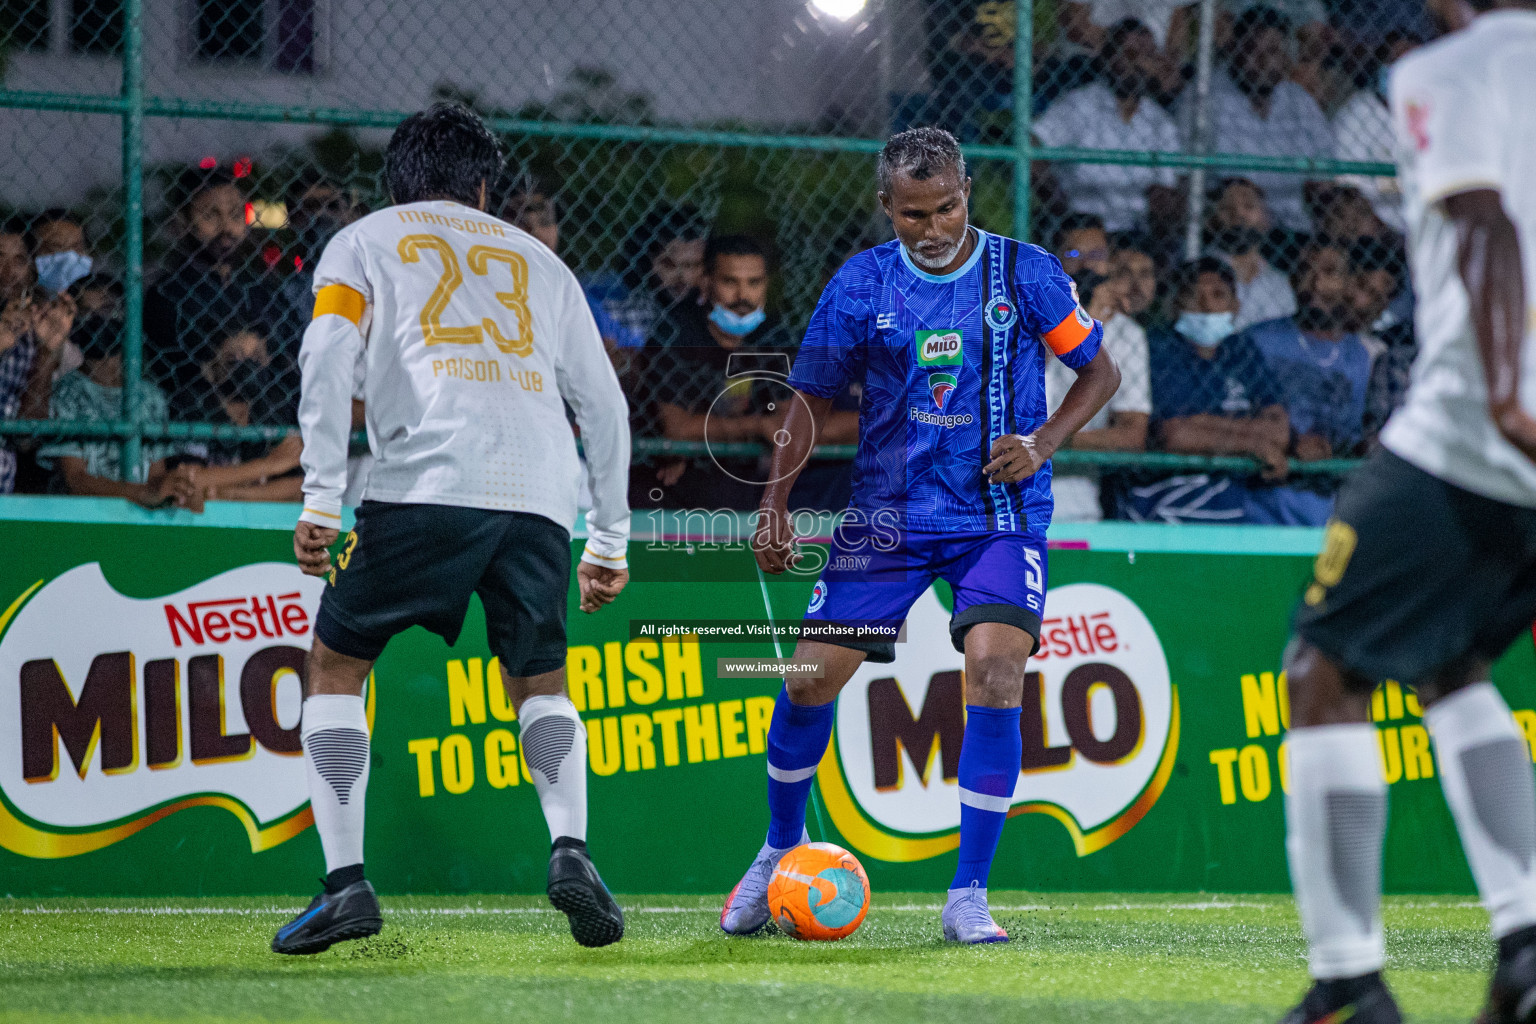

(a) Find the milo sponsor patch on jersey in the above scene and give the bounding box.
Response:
[915,330,963,367]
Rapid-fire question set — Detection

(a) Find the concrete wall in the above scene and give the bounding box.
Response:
[1,0,898,209]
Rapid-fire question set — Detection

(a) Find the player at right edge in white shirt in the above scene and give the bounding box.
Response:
[1276,1,1536,1022]
[272,105,633,955]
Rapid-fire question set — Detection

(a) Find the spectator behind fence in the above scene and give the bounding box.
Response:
[1208,178,1298,330]
[498,175,645,352]
[0,218,32,302]
[1332,31,1421,233]
[1054,213,1113,277]
[277,170,363,345]
[638,235,809,511]
[587,205,707,348]
[28,208,94,298]
[1353,237,1414,441]
[1180,6,1333,231]
[169,327,304,503]
[1058,0,1194,89]
[38,313,199,509]
[1241,240,1373,525]
[1109,234,1162,326]
[1046,268,1151,520]
[1126,257,1289,523]
[144,166,278,400]
[1032,19,1183,235]
[0,277,78,494]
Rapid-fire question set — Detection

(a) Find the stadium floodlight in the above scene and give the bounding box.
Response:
[810,0,867,20]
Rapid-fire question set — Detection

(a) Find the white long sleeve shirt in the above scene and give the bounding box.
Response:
[297,199,631,566]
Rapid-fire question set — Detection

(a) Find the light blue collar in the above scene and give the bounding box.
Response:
[899,227,987,284]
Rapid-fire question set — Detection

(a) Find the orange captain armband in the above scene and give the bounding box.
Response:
[1042,305,1095,356]
[312,284,365,326]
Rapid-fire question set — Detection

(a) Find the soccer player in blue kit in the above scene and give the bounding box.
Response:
[721,127,1122,942]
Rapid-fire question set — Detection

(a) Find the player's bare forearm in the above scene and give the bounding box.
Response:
[1448,189,1536,460]
[761,391,833,512]
[755,390,833,574]
[1035,347,1121,457]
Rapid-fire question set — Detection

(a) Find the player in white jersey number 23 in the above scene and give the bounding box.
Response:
[272,104,633,955]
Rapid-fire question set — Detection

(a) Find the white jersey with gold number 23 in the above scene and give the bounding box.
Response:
[296,199,631,568]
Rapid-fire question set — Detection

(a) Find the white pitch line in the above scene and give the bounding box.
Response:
[7,900,1483,917]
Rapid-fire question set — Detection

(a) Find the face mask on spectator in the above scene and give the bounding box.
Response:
[71,313,122,363]
[218,359,276,403]
[709,305,766,337]
[35,251,93,296]
[1213,226,1264,256]
[1175,311,1236,348]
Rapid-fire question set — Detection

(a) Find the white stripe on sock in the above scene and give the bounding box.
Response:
[959,787,1013,813]
[767,762,818,783]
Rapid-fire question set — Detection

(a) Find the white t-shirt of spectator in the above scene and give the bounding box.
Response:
[1227,257,1298,330]
[1044,312,1152,521]
[1181,73,1334,230]
[1333,88,1404,233]
[1034,84,1181,233]
[1380,10,1536,507]
[1082,0,1194,48]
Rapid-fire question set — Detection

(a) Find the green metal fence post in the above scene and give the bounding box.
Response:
[1012,0,1034,242]
[119,0,145,482]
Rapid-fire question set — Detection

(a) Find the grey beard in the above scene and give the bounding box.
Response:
[909,239,961,269]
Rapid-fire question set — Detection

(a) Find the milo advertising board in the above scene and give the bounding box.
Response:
[1,500,1534,896]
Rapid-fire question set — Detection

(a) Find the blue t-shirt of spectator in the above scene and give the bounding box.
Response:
[1128,328,1285,524]
[1241,316,1374,526]
[1243,317,1372,451]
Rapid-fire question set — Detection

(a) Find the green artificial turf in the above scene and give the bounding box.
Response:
[0,893,1499,1023]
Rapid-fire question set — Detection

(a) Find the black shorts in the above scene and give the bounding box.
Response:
[1293,448,1536,689]
[315,501,571,676]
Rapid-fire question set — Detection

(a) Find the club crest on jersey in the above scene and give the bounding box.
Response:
[984,296,1018,332]
[928,372,957,410]
[915,330,963,367]
[808,580,828,614]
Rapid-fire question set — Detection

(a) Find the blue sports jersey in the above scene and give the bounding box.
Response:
[788,228,1103,532]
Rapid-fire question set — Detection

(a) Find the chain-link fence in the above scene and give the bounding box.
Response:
[0,0,1416,523]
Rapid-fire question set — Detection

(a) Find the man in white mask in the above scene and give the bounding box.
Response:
[1125,256,1292,523]
[643,234,797,510]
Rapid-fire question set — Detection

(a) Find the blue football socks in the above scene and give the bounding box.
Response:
[765,690,836,849]
[952,705,1022,890]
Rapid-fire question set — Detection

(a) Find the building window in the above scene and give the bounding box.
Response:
[1,0,52,52]
[192,0,317,73]
[72,0,124,54]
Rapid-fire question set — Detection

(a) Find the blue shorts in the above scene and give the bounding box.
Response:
[802,519,1048,664]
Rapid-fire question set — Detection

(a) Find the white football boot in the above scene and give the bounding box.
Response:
[942,881,1009,944]
[719,829,809,935]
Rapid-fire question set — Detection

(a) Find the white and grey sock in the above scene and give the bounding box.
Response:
[1426,682,1536,938]
[301,694,371,874]
[520,694,587,842]
[1285,723,1388,979]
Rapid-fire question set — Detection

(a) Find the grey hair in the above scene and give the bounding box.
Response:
[876,127,966,194]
